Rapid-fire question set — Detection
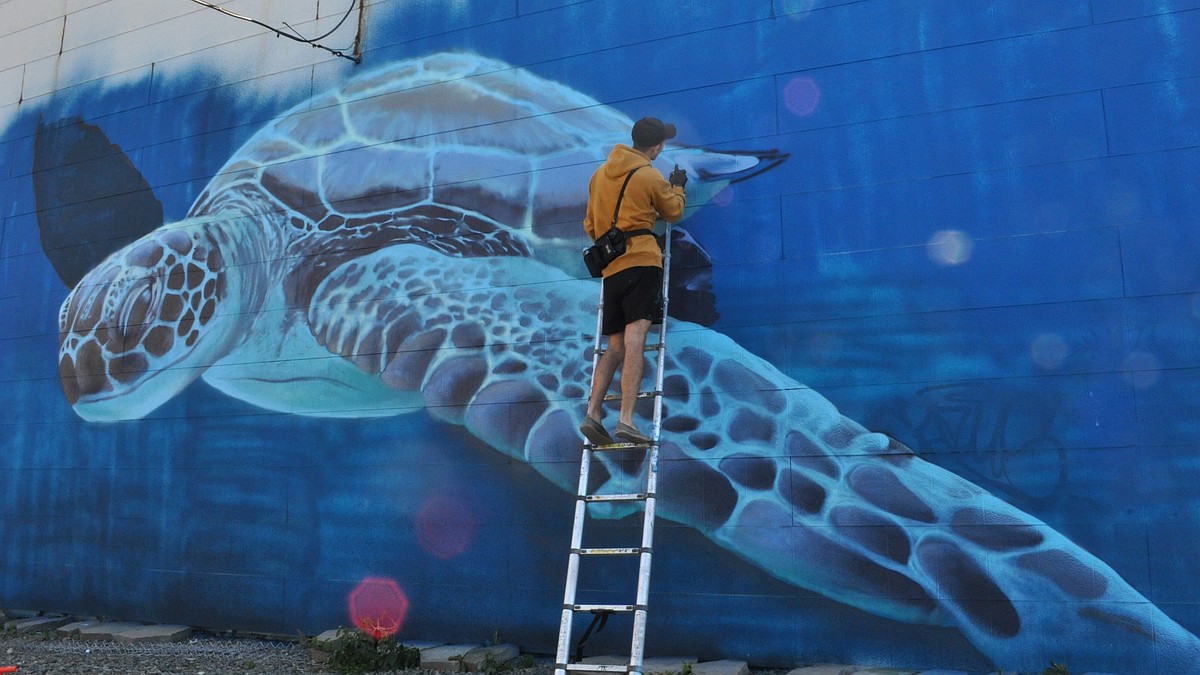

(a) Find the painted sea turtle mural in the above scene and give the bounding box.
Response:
[49,52,1200,671]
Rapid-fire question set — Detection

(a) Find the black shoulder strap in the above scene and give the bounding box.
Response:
[609,166,643,228]
[608,166,655,240]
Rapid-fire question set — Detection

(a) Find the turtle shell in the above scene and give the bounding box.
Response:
[191,53,630,247]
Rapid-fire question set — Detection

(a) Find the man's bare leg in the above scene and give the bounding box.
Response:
[586,332,624,422]
[617,318,652,428]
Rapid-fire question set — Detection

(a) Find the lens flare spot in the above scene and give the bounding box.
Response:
[783,76,821,117]
[348,576,409,639]
[927,230,974,266]
[415,493,477,559]
[1031,333,1068,371]
[1122,351,1161,390]
[779,0,815,20]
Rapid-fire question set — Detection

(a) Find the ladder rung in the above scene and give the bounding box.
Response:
[564,664,635,673]
[578,547,641,556]
[585,440,655,451]
[596,343,663,357]
[572,604,636,613]
[584,493,647,502]
[601,390,661,402]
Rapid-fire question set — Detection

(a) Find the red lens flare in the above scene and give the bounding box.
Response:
[348,576,409,638]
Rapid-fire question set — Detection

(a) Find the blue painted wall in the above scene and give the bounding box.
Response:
[3,1,1200,671]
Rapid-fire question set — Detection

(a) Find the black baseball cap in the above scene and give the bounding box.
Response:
[631,116,677,147]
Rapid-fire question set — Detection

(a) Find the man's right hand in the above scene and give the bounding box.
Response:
[669,165,688,189]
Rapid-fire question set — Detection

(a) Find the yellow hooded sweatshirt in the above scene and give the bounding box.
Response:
[583,144,686,277]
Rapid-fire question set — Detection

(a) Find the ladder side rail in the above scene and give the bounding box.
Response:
[556,447,596,673]
[629,442,660,673]
[591,278,606,367]
[560,281,607,675]
[630,222,672,673]
[651,223,672,436]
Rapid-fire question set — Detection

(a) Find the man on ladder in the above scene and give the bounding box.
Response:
[579,116,689,445]
[558,116,689,675]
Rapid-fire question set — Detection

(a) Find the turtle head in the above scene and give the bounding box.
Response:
[57,224,233,421]
[656,147,789,208]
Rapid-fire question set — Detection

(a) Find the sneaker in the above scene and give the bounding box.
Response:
[614,422,652,444]
[579,416,615,446]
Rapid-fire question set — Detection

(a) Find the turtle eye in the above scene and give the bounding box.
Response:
[116,276,158,349]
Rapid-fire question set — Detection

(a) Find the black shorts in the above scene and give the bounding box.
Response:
[602,266,663,336]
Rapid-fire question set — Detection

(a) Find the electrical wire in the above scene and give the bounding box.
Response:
[187,0,363,64]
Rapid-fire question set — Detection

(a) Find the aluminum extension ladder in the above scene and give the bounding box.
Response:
[554,227,674,675]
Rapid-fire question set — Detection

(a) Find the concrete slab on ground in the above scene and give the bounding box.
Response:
[420,642,483,671]
[462,643,519,672]
[692,659,750,675]
[57,620,103,638]
[113,624,193,643]
[786,666,856,675]
[1,609,39,620]
[75,622,146,641]
[7,615,70,634]
[644,656,701,674]
[312,628,343,643]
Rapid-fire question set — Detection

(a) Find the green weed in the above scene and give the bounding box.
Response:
[318,627,421,674]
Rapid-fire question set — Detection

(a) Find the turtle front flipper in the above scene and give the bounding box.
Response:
[58,219,241,421]
[196,206,540,418]
[276,241,595,429]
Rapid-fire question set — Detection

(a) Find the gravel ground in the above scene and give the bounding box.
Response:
[0,630,559,675]
[0,631,795,675]
[0,631,327,674]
